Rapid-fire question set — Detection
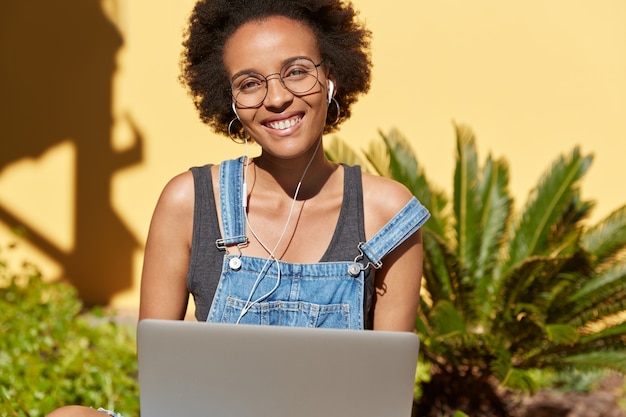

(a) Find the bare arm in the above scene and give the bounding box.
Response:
[372,229,423,331]
[139,171,194,321]
[362,174,424,332]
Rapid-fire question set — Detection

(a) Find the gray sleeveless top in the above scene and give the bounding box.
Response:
[187,164,371,324]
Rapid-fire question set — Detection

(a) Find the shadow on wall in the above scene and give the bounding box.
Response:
[0,0,143,305]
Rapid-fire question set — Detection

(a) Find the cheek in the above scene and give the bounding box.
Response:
[236,108,256,124]
[241,111,275,137]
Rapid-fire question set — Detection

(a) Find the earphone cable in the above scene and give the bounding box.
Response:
[236,137,322,323]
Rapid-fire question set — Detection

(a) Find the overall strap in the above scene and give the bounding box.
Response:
[358,197,430,268]
[215,156,248,248]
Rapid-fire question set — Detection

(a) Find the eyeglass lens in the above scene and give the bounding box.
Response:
[231,58,321,108]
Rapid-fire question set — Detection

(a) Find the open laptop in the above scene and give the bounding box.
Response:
[137,319,420,417]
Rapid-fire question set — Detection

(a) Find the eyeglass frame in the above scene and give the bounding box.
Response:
[229,57,324,109]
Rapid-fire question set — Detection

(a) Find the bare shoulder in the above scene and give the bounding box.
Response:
[360,172,414,236]
[156,170,195,213]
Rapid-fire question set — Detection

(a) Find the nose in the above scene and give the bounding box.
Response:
[264,74,293,108]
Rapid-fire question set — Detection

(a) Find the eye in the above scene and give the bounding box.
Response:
[234,75,264,93]
[282,61,315,80]
[284,67,307,78]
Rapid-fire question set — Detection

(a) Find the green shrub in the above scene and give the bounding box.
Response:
[0,248,139,417]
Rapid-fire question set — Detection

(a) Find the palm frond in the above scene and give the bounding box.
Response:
[546,192,594,255]
[493,256,562,326]
[474,155,513,319]
[499,366,538,393]
[491,349,539,392]
[582,205,626,267]
[431,300,467,337]
[521,321,626,369]
[453,125,482,276]
[561,351,626,373]
[559,263,626,327]
[363,135,391,177]
[500,368,539,392]
[324,136,371,170]
[578,320,626,343]
[415,312,433,339]
[378,128,421,190]
[421,230,458,305]
[500,147,593,277]
[372,129,450,239]
[568,262,626,304]
[544,324,579,344]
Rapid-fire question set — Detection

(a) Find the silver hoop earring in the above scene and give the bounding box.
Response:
[228,118,247,144]
[326,97,341,126]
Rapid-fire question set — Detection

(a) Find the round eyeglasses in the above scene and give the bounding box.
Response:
[230,58,323,108]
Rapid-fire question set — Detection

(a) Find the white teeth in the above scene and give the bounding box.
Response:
[269,117,301,130]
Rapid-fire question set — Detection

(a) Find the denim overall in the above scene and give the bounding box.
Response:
[207,157,430,330]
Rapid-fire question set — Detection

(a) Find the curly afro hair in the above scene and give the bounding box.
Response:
[179,0,372,139]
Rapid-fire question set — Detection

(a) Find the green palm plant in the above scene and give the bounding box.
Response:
[326,125,626,417]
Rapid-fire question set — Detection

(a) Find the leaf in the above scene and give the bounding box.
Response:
[379,128,420,186]
[453,124,482,275]
[501,147,592,276]
[562,351,626,373]
[561,262,626,327]
[431,300,467,338]
[545,324,579,344]
[364,137,391,177]
[324,136,370,169]
[414,315,432,338]
[488,344,540,392]
[582,205,626,266]
[569,262,626,302]
[579,321,626,344]
[475,155,513,318]
[421,231,457,304]
[373,129,451,239]
[493,256,563,326]
[501,368,540,392]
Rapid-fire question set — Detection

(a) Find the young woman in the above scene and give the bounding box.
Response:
[48,0,429,415]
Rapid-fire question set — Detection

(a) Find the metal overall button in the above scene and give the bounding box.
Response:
[347,263,362,277]
[229,257,242,271]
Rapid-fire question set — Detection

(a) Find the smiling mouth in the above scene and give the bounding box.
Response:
[266,115,302,130]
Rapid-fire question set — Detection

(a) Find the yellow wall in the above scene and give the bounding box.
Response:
[1,0,624,309]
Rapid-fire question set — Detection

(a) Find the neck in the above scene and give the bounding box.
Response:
[251,140,333,199]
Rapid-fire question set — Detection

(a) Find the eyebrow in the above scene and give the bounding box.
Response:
[229,56,318,82]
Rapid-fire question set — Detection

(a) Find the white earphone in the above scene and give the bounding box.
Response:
[232,102,240,120]
[327,80,334,104]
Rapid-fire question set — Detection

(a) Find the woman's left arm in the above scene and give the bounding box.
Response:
[362,174,425,332]
[371,228,423,331]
